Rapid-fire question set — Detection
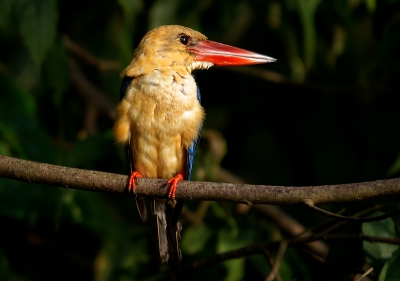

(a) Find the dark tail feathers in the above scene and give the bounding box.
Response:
[153,199,183,266]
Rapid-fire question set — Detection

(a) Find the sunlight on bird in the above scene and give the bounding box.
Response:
[114,25,276,265]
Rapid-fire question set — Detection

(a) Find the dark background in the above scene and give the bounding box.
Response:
[1,0,400,280]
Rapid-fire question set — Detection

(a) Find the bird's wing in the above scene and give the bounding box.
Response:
[120,75,134,101]
[120,76,134,173]
[186,86,202,181]
[119,76,135,174]
[120,75,147,222]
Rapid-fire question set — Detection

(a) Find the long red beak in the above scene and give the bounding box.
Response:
[189,40,276,66]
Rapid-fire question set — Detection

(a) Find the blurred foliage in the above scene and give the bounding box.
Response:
[363,212,398,274]
[1,0,400,280]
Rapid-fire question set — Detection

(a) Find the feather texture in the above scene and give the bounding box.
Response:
[119,76,147,222]
[113,24,276,266]
[152,199,169,263]
[114,26,207,266]
[114,24,275,266]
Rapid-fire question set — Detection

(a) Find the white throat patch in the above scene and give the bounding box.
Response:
[188,61,214,72]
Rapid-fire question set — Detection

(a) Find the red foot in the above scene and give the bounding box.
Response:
[167,172,184,200]
[128,171,143,193]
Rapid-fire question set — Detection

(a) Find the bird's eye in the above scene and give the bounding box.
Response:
[179,34,190,46]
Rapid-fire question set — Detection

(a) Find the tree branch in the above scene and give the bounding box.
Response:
[1,155,400,205]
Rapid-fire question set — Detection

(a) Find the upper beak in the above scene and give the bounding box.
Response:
[189,40,276,66]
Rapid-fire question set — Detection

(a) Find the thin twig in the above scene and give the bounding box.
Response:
[63,35,121,71]
[262,250,282,281]
[304,200,400,222]
[303,204,395,240]
[298,204,392,238]
[292,233,400,245]
[265,240,288,281]
[254,204,330,261]
[354,267,374,281]
[68,59,116,121]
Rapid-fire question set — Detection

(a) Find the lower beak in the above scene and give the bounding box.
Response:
[189,40,276,66]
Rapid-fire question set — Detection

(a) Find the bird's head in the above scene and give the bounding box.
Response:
[122,25,275,77]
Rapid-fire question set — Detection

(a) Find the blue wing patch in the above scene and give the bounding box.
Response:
[186,86,202,181]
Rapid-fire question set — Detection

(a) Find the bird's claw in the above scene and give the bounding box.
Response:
[167,173,184,200]
[128,171,143,193]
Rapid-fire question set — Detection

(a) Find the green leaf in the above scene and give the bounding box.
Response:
[0,73,36,157]
[0,141,11,156]
[0,0,13,28]
[217,227,254,281]
[387,153,400,176]
[117,0,143,63]
[16,0,58,65]
[0,74,36,118]
[0,73,55,162]
[148,0,180,29]
[365,0,376,12]
[279,248,312,281]
[296,0,321,70]
[43,41,69,102]
[363,213,399,273]
[223,258,245,281]
[209,202,239,235]
[0,249,13,281]
[379,247,400,281]
[65,133,114,168]
[118,0,143,26]
[181,224,213,254]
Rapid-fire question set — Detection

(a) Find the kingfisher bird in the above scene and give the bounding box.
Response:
[114,25,275,265]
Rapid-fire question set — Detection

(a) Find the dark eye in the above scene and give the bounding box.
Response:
[179,34,190,46]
